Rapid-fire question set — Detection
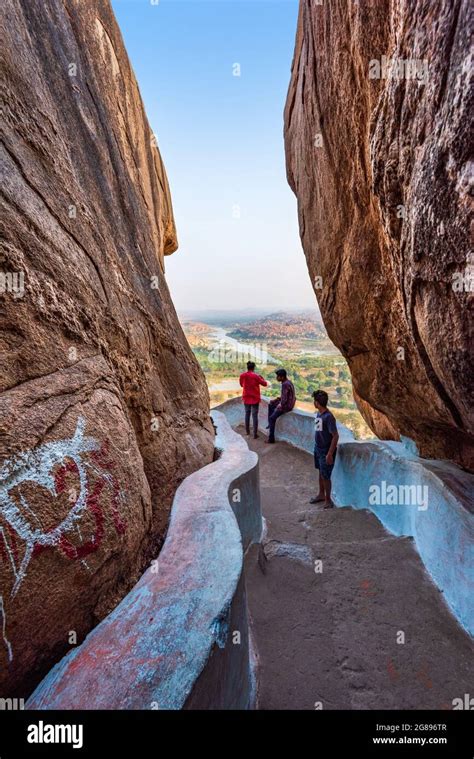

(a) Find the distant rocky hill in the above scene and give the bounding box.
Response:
[229,311,326,341]
[182,320,213,335]
[181,320,213,347]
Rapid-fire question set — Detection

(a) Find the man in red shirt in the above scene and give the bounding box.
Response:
[239,361,268,438]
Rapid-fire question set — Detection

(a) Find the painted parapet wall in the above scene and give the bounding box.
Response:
[215,397,474,636]
[26,411,262,710]
[215,396,356,450]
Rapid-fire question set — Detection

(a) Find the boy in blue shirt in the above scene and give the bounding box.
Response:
[310,390,339,509]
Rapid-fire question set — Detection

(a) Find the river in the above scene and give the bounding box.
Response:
[209,328,278,365]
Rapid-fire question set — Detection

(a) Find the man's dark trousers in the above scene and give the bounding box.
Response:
[268,399,286,442]
[245,403,259,435]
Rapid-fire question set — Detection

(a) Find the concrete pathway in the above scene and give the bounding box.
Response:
[241,431,473,710]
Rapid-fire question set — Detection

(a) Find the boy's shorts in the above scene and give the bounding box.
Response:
[314,446,337,480]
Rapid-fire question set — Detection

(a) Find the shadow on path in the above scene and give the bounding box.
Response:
[240,429,473,710]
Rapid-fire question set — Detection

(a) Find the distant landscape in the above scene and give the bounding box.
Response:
[181,310,373,439]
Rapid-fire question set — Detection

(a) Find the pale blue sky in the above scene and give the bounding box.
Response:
[111,0,316,312]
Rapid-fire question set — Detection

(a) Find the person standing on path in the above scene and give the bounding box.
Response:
[266,368,296,444]
[239,361,268,438]
[310,389,339,508]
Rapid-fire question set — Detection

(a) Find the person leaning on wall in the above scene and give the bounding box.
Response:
[265,368,296,444]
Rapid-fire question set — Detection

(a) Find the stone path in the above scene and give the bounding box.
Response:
[241,432,473,710]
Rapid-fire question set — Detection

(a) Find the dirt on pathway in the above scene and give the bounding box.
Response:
[242,431,473,710]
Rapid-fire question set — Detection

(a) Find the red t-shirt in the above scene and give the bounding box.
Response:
[239,371,268,404]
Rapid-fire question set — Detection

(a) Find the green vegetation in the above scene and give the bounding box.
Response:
[184,318,373,440]
[261,356,354,408]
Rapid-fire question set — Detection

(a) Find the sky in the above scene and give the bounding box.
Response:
[111,0,317,313]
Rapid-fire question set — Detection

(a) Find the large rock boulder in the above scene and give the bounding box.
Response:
[285,0,473,469]
[0,0,214,696]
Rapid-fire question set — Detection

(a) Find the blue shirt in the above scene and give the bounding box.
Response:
[315,410,337,451]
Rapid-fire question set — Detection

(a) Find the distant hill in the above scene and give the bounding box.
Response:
[181,320,211,335]
[179,308,323,328]
[228,311,326,340]
[181,320,213,348]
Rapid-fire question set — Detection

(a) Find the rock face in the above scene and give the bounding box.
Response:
[285,0,473,469]
[0,0,214,696]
